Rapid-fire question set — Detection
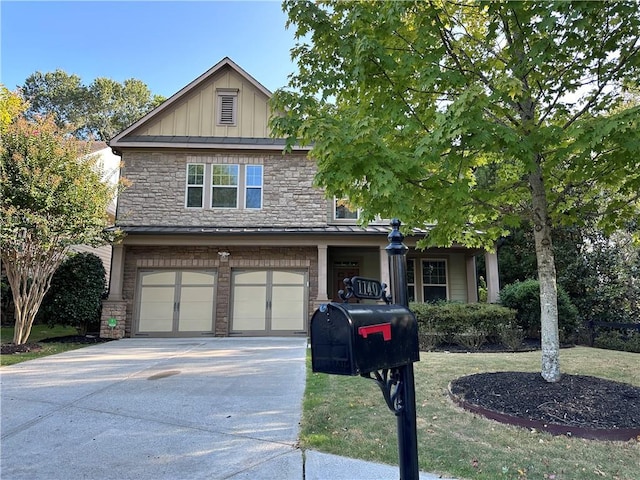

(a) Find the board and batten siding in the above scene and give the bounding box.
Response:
[137,67,269,139]
[447,253,468,302]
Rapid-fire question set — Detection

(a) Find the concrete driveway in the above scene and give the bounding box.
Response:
[1,338,307,480]
[1,337,451,480]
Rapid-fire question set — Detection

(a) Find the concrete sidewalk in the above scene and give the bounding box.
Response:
[1,338,451,479]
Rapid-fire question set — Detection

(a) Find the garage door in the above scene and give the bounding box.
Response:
[136,270,216,336]
[231,269,307,335]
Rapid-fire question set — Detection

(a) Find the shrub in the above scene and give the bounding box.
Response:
[453,327,487,351]
[498,279,579,341]
[37,253,106,335]
[498,326,526,351]
[594,329,640,353]
[410,302,517,346]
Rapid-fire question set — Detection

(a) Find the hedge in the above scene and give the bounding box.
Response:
[409,302,517,350]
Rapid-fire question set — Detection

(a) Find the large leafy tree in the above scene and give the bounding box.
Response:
[1,113,118,345]
[21,70,165,141]
[271,1,640,382]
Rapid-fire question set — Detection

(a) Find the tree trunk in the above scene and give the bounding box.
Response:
[529,166,561,383]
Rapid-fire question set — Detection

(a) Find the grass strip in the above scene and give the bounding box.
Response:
[1,325,82,366]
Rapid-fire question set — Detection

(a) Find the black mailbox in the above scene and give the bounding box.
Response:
[310,302,420,376]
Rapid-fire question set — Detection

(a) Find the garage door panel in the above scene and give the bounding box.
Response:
[179,286,214,332]
[232,286,267,331]
[142,271,176,285]
[139,287,174,332]
[271,285,305,331]
[136,270,216,336]
[181,271,216,285]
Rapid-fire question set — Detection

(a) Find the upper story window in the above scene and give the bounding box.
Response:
[245,165,263,209]
[334,197,359,221]
[186,164,204,208]
[185,162,262,210]
[212,165,239,208]
[422,259,448,302]
[217,89,238,126]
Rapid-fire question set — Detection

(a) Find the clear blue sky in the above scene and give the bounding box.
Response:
[1,0,298,97]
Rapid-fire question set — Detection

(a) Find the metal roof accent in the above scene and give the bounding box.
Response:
[108,225,433,236]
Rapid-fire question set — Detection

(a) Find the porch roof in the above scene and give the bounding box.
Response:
[110,224,424,235]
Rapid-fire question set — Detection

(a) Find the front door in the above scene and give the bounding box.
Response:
[332,263,360,302]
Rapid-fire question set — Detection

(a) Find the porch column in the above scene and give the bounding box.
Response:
[466,255,479,303]
[101,243,126,339]
[484,250,500,303]
[316,243,330,302]
[107,243,125,301]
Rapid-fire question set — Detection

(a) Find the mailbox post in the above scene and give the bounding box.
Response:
[309,219,420,480]
[385,219,419,480]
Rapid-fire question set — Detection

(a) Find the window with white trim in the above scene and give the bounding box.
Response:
[212,165,239,208]
[334,197,359,220]
[217,90,238,126]
[422,259,448,302]
[186,164,204,208]
[245,165,263,209]
[407,259,416,302]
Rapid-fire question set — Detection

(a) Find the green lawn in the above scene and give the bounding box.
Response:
[0,324,84,366]
[301,347,640,480]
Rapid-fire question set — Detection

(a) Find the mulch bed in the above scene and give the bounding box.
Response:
[449,371,640,440]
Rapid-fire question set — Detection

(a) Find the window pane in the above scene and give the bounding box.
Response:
[212,165,238,186]
[187,164,204,185]
[246,165,263,187]
[212,187,237,208]
[335,198,358,219]
[408,286,416,303]
[423,286,447,302]
[246,188,262,209]
[422,260,447,285]
[186,186,203,208]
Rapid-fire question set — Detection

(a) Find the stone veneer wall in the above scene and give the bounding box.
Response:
[121,245,318,337]
[117,151,329,227]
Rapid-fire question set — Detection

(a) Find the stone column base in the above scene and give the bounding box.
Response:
[100,300,127,339]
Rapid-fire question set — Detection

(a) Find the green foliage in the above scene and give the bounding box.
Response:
[21,69,165,141]
[1,275,15,325]
[273,0,640,380]
[499,280,579,341]
[593,330,640,353]
[410,301,517,348]
[37,253,106,335]
[497,225,640,324]
[1,114,118,344]
[272,1,640,248]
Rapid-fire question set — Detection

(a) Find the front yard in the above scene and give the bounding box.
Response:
[301,346,639,480]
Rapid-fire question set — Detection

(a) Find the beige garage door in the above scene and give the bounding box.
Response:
[136,270,216,336]
[231,269,307,335]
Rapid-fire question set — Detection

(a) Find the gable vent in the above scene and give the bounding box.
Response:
[218,93,237,125]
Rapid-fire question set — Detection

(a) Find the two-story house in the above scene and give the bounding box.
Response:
[101,57,499,339]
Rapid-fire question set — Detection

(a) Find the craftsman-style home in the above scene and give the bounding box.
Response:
[101,57,499,338]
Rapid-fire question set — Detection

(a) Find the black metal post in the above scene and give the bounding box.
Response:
[386,219,419,480]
